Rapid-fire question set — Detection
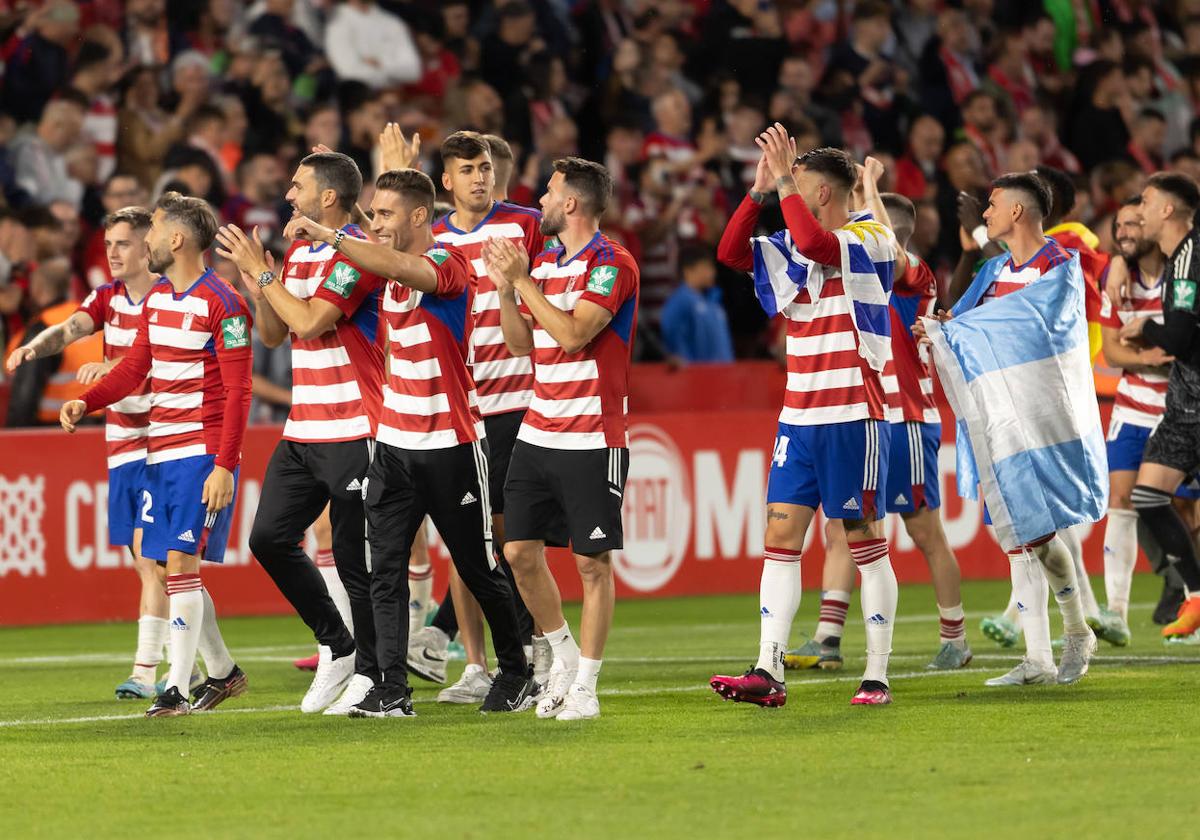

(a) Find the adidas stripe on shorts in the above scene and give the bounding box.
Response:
[140,454,239,564]
[765,419,889,521]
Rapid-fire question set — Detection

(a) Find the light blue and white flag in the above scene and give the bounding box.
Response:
[750,213,896,371]
[925,255,1108,551]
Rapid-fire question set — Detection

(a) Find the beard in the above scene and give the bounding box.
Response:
[147,246,173,275]
[539,208,565,237]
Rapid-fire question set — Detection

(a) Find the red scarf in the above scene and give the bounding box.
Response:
[940,46,977,104]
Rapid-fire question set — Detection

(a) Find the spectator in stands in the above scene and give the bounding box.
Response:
[645,88,697,172]
[324,0,421,89]
[774,55,842,148]
[445,75,505,136]
[481,1,544,103]
[10,96,88,209]
[116,65,203,191]
[1125,108,1168,174]
[957,90,1003,176]
[894,114,944,201]
[0,0,79,123]
[1068,59,1133,170]
[248,0,325,82]
[222,152,288,251]
[935,141,990,265]
[68,38,125,185]
[338,86,386,180]
[827,0,902,152]
[241,52,300,156]
[304,103,342,153]
[919,8,980,130]
[1019,102,1080,174]
[124,0,183,67]
[984,30,1035,116]
[661,245,734,365]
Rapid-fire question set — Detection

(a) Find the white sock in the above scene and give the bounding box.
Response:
[1008,548,1053,668]
[1002,586,1020,623]
[1104,509,1139,620]
[1059,525,1100,617]
[316,549,353,635]
[850,538,896,685]
[544,622,580,672]
[815,589,851,642]
[576,656,601,692]
[134,615,168,683]
[938,603,966,646]
[1034,535,1089,636]
[165,574,204,693]
[755,547,802,680]
[197,587,235,680]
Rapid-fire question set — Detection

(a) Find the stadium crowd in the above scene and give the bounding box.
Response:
[5,0,1200,424]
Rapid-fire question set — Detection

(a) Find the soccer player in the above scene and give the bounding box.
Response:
[60,192,251,717]
[1117,172,1200,642]
[709,128,899,707]
[788,191,971,672]
[287,168,534,717]
[917,172,1098,685]
[1094,198,1177,645]
[6,206,182,699]
[215,151,385,715]
[485,156,640,721]
[413,130,543,705]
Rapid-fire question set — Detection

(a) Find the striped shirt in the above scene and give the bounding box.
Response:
[1100,264,1167,428]
[377,243,483,450]
[883,253,940,424]
[279,226,384,443]
[81,270,253,470]
[432,202,542,417]
[980,238,1073,303]
[522,233,639,450]
[77,280,154,469]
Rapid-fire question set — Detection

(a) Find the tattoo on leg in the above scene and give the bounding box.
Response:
[767,510,791,521]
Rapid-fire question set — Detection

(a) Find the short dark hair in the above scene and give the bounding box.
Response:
[440,130,490,166]
[880,192,916,243]
[376,168,435,217]
[552,157,614,216]
[795,147,857,194]
[156,191,219,250]
[679,243,713,271]
[992,172,1053,219]
[299,151,363,212]
[852,0,890,22]
[482,134,514,190]
[1146,172,1200,216]
[104,206,152,232]
[1112,196,1143,238]
[73,39,112,76]
[187,104,225,133]
[961,89,996,110]
[1034,165,1074,225]
[1137,106,1167,124]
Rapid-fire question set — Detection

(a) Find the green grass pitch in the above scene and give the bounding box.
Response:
[1,575,1197,839]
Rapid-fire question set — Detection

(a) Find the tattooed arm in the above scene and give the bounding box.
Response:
[5,311,96,373]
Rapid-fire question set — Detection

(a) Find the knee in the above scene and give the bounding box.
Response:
[504,540,538,572]
[248,519,286,560]
[902,512,937,550]
[765,506,805,549]
[576,552,612,586]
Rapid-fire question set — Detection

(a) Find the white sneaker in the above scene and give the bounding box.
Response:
[556,683,600,721]
[437,664,492,703]
[300,646,355,713]
[984,658,1058,687]
[536,664,576,719]
[532,636,553,695]
[323,673,374,716]
[407,626,449,684]
[1057,630,1097,684]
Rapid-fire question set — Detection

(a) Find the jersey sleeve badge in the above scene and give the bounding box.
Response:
[587,265,618,296]
[323,262,361,298]
[222,315,250,349]
[426,247,451,265]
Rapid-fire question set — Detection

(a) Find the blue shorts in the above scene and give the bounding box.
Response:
[766,419,889,520]
[885,421,941,514]
[140,455,239,564]
[107,459,148,548]
[1106,420,1200,499]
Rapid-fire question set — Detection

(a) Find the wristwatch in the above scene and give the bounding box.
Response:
[332,229,346,251]
[257,269,275,289]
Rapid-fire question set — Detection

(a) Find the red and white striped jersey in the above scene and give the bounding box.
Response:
[432,201,543,417]
[81,270,253,470]
[279,225,385,443]
[522,233,639,450]
[980,238,1073,303]
[883,254,940,424]
[377,243,483,450]
[1100,264,1167,428]
[77,280,153,469]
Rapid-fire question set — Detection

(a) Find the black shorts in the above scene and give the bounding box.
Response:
[503,440,629,554]
[1143,407,1200,476]
[482,409,525,515]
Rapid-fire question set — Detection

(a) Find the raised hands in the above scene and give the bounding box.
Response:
[379,122,421,172]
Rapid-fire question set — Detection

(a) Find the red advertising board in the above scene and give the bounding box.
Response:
[0,403,1113,626]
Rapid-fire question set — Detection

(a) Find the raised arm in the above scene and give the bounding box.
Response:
[286,215,440,293]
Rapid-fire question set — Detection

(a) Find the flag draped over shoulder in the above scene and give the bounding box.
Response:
[925,254,1108,551]
[750,214,896,371]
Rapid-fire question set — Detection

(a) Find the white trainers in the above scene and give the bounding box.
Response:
[300,646,355,713]
[323,673,374,716]
[1057,630,1097,684]
[984,658,1058,687]
[531,636,553,695]
[407,626,449,684]
[437,664,492,703]
[556,683,600,721]
[536,664,576,719]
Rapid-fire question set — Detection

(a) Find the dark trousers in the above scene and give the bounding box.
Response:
[365,438,527,687]
[248,438,376,678]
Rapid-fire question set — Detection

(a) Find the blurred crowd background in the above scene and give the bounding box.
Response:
[1,0,1197,425]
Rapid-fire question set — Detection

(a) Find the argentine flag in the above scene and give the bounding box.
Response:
[750,213,896,371]
[925,255,1108,551]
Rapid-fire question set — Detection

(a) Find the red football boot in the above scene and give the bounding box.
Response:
[709,668,787,707]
